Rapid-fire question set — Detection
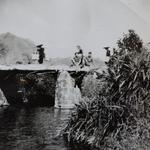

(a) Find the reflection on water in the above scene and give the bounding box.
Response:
[0,106,86,150]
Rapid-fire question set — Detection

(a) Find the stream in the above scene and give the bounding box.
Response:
[0,106,88,150]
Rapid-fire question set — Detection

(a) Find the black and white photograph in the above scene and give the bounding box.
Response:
[0,0,150,149]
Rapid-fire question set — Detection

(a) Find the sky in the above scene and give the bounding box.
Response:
[120,0,150,25]
[0,0,150,60]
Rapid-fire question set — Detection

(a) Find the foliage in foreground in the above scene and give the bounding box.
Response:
[64,30,150,149]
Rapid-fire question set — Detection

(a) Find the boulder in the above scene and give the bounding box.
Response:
[55,71,81,108]
[0,88,9,106]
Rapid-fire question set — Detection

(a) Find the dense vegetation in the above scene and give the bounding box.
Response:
[64,30,150,149]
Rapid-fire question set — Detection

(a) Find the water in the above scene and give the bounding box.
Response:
[0,106,86,150]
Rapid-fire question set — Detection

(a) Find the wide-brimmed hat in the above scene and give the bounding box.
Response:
[103,47,110,50]
[104,47,110,50]
[36,44,43,48]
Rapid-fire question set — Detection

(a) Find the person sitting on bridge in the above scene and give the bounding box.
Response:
[37,44,45,64]
[71,52,81,67]
[85,52,94,67]
[78,49,87,68]
[71,45,86,68]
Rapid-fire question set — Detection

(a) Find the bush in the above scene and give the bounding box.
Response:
[64,30,150,149]
[81,73,103,99]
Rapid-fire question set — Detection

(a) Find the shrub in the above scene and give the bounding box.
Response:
[64,30,150,149]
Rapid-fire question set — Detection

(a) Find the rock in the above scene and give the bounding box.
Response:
[16,72,57,106]
[55,71,82,108]
[0,88,9,106]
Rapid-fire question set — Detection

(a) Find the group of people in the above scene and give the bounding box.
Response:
[32,44,94,68]
[71,45,94,68]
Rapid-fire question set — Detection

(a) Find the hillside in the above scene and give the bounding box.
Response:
[0,32,36,64]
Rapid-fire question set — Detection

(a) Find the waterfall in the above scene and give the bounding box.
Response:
[0,88,9,106]
[55,71,81,108]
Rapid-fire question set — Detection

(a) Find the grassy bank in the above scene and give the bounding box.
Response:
[64,30,150,149]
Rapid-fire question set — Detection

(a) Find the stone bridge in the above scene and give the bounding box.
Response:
[0,65,98,106]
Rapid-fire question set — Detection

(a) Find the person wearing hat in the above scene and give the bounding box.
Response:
[37,44,45,64]
[104,47,111,57]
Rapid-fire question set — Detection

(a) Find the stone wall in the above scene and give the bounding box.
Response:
[0,70,58,106]
[0,70,87,106]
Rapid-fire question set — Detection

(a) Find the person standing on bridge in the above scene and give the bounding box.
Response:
[104,47,111,57]
[37,44,45,64]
